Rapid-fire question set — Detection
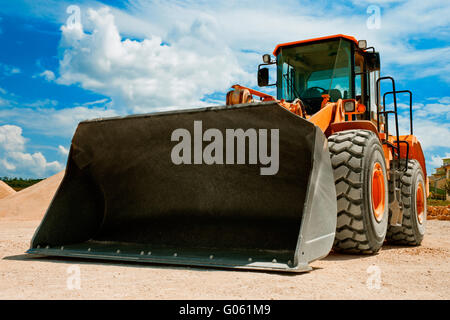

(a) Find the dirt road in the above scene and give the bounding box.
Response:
[0,219,448,300]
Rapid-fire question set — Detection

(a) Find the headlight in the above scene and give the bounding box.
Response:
[358,40,367,50]
[344,101,355,112]
[262,54,271,64]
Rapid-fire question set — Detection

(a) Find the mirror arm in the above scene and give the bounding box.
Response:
[258,62,276,68]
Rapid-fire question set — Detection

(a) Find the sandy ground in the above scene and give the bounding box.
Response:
[0,171,64,221]
[0,181,15,200]
[0,173,448,299]
[0,218,448,300]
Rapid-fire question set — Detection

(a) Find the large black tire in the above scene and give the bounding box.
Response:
[386,160,426,245]
[328,130,389,254]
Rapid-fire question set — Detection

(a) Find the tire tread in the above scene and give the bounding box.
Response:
[329,130,382,254]
[386,160,425,245]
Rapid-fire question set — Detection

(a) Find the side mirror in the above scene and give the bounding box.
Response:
[258,67,269,87]
[367,52,380,71]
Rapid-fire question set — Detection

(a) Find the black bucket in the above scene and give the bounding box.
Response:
[28,102,336,272]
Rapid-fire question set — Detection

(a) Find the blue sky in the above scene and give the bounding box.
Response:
[0,0,449,178]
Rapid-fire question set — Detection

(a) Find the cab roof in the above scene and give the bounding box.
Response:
[273,34,358,56]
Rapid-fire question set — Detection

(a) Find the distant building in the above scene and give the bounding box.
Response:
[429,158,450,200]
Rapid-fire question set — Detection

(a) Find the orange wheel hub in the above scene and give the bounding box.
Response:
[371,162,385,222]
[416,182,425,224]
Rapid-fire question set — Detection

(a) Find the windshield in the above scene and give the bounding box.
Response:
[277,39,353,113]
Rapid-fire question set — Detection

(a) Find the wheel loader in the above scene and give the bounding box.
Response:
[28,34,428,272]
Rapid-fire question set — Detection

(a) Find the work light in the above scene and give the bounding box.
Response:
[358,40,367,50]
[262,54,271,64]
[344,100,356,112]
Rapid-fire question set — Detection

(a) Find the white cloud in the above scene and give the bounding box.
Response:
[0,125,63,177]
[2,0,449,178]
[429,153,450,170]
[414,103,450,120]
[0,63,21,76]
[0,105,118,138]
[3,0,450,85]
[0,125,26,152]
[1,158,15,171]
[405,118,450,151]
[38,70,56,81]
[0,86,116,139]
[391,99,450,175]
[102,0,450,82]
[79,98,109,107]
[24,98,59,108]
[439,97,450,104]
[56,7,251,113]
[0,87,14,107]
[394,100,450,151]
[0,97,10,107]
[46,0,450,122]
[58,145,69,156]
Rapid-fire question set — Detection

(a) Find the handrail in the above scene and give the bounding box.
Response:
[383,90,413,135]
[375,76,410,171]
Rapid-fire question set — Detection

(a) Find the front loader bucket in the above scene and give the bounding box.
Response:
[28,102,337,272]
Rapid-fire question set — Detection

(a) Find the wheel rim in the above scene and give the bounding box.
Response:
[416,182,425,224]
[371,162,385,222]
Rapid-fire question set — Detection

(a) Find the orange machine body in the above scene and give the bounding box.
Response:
[225,88,427,196]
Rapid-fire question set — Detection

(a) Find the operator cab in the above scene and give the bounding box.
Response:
[259,35,380,118]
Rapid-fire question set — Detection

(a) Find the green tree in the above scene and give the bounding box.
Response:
[0,177,43,191]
